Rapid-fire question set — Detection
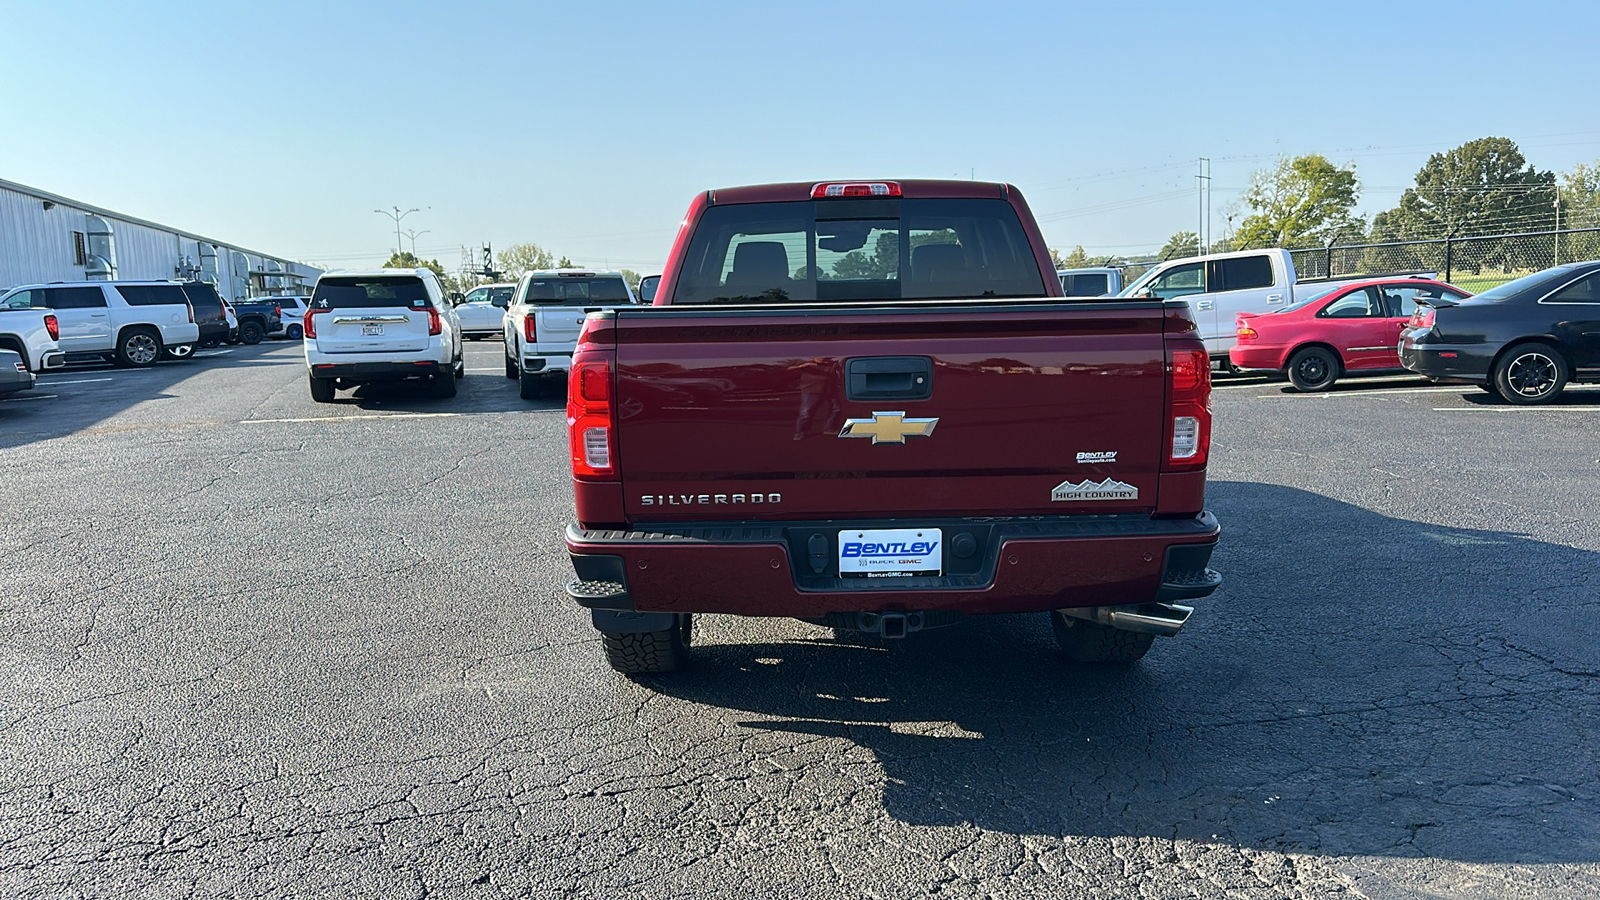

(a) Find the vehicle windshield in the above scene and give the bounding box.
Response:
[311,276,431,309]
[671,198,1045,304]
[1469,267,1577,302]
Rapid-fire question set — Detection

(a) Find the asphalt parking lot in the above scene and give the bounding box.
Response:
[2,341,1597,899]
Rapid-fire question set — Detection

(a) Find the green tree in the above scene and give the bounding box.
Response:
[1380,137,1556,272]
[1234,154,1361,250]
[1558,160,1600,260]
[557,256,575,268]
[1385,137,1555,240]
[1052,245,1091,269]
[1158,230,1200,259]
[496,242,555,279]
[383,251,448,283]
[620,269,642,290]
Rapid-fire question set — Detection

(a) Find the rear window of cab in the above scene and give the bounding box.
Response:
[522,277,630,305]
[671,198,1045,304]
[311,277,432,310]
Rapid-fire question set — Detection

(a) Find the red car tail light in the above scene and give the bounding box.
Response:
[426,307,442,336]
[1236,326,1258,340]
[569,341,617,480]
[304,309,329,339]
[811,181,902,199]
[1164,347,1211,472]
[1413,308,1436,329]
[523,314,537,344]
[44,313,59,341]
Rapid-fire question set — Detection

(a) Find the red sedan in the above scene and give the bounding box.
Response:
[1229,278,1471,391]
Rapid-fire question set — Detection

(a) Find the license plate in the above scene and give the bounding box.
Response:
[362,324,383,336]
[838,528,942,578]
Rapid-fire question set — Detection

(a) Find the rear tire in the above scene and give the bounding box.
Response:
[601,615,693,674]
[1051,611,1154,664]
[1286,347,1339,392]
[239,320,264,345]
[287,324,304,340]
[115,327,163,368]
[504,352,519,379]
[519,370,545,400]
[1493,342,1568,405]
[454,355,465,379]
[431,366,457,399]
[309,375,335,403]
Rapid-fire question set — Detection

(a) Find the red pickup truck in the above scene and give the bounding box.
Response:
[564,180,1221,674]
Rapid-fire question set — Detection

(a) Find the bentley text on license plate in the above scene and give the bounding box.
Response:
[838,528,942,578]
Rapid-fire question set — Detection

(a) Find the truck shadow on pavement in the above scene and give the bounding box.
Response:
[646,481,1600,864]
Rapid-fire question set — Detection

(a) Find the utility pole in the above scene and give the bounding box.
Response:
[1196,158,1212,254]
[374,206,420,258]
[402,229,431,256]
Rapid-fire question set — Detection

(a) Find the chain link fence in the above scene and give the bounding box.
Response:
[1289,227,1600,293]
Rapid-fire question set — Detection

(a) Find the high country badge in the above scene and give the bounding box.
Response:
[1051,478,1138,501]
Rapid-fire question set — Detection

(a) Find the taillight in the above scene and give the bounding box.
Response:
[304,309,326,339]
[44,314,59,341]
[1236,326,1257,340]
[1164,347,1211,472]
[1414,308,1436,329]
[426,307,441,336]
[273,304,282,319]
[523,314,537,344]
[811,181,902,198]
[569,351,617,480]
[187,304,195,324]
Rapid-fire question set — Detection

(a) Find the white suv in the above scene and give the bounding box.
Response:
[268,296,311,339]
[0,281,200,367]
[502,269,636,399]
[304,270,464,402]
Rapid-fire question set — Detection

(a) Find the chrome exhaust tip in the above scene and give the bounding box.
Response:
[1058,602,1193,637]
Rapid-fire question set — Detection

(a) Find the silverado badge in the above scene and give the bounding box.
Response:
[1051,478,1138,501]
[838,411,939,445]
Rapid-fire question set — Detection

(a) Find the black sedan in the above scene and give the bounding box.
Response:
[1399,260,1600,404]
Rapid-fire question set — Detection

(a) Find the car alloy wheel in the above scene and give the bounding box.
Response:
[1505,352,1557,399]
[125,333,159,365]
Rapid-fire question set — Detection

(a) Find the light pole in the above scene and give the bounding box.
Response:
[402,229,431,257]
[375,206,420,258]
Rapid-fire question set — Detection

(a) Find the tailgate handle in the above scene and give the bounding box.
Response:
[846,356,932,401]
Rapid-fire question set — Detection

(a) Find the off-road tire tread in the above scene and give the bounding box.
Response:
[602,628,687,674]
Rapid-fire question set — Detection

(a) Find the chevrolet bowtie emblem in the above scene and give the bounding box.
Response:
[838,411,939,444]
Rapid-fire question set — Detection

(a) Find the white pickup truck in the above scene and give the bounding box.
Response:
[501,269,637,399]
[1118,248,1428,361]
[0,281,200,367]
[0,301,66,373]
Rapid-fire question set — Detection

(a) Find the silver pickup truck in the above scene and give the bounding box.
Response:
[501,269,638,399]
[0,300,66,373]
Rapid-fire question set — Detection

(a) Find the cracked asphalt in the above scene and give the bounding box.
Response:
[2,340,1597,898]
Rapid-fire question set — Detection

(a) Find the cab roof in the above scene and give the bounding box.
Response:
[708,180,1012,205]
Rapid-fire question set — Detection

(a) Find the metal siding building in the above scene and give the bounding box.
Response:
[0,178,320,301]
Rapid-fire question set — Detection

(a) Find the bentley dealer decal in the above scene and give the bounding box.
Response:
[1051,478,1138,501]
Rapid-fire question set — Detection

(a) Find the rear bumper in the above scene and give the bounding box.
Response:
[523,352,572,374]
[565,512,1221,618]
[1399,336,1494,381]
[1228,343,1285,371]
[309,360,445,381]
[39,350,65,371]
[0,372,35,394]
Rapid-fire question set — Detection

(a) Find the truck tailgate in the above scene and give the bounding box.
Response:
[614,303,1168,521]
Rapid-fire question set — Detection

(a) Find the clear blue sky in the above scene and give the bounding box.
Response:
[4,0,1598,273]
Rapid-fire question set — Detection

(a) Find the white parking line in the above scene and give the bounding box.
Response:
[1433,406,1596,413]
[242,412,462,424]
[194,349,234,357]
[1251,386,1477,399]
[1214,379,1418,391]
[36,377,114,385]
[1,394,58,401]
